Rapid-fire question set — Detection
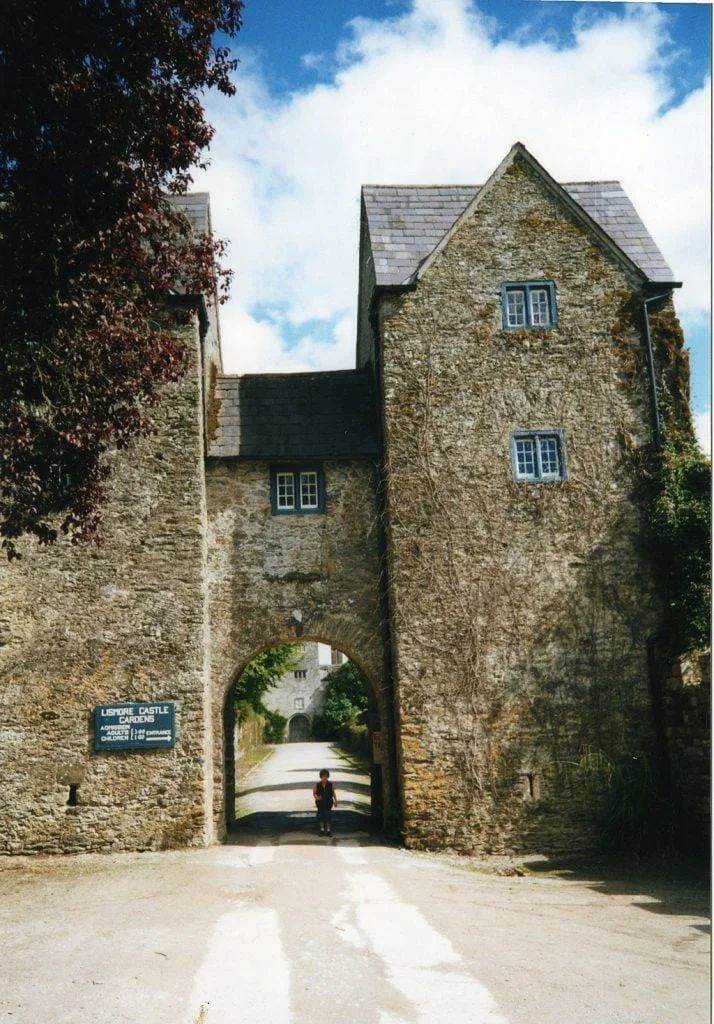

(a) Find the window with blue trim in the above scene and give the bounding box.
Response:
[510,431,566,482]
[270,465,325,514]
[501,281,557,328]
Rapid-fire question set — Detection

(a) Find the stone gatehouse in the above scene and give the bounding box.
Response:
[0,143,685,855]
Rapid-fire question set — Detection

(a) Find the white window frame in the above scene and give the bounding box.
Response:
[275,471,296,511]
[299,471,319,510]
[510,430,567,482]
[270,465,324,514]
[501,281,557,329]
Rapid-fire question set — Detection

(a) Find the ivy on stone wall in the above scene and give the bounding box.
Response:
[650,437,711,654]
[648,305,711,656]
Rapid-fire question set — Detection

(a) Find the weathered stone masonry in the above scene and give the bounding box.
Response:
[0,143,695,856]
[0,319,213,853]
[358,145,683,853]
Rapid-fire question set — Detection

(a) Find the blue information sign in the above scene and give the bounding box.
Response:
[94,702,176,751]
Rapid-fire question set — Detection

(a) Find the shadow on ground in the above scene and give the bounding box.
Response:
[521,852,710,929]
[238,780,371,799]
[227,807,381,845]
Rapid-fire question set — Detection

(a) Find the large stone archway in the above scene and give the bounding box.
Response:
[221,633,389,836]
[206,456,395,841]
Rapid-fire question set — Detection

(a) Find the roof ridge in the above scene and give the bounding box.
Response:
[362,183,480,189]
[362,180,622,189]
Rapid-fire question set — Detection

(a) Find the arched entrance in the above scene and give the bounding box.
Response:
[288,713,310,742]
[221,637,392,839]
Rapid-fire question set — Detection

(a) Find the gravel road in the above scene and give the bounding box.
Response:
[0,741,709,1023]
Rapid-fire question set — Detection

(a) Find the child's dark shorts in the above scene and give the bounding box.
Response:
[315,801,332,825]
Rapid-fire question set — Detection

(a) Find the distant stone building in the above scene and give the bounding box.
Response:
[261,643,344,741]
[0,143,692,856]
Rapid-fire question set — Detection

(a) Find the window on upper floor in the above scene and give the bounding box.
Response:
[510,430,567,482]
[294,670,307,680]
[270,465,325,515]
[501,281,557,329]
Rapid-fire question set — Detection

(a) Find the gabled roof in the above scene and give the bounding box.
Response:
[207,370,378,459]
[362,151,676,288]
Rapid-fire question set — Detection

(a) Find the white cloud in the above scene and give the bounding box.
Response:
[694,411,711,457]
[195,0,710,396]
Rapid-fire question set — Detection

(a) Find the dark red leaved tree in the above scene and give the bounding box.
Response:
[0,0,243,555]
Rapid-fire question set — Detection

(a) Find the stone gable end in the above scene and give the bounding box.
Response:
[376,154,662,852]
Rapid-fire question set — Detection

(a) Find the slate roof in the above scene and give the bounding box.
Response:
[362,181,676,287]
[208,370,378,459]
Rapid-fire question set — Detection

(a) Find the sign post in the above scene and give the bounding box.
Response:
[94,702,176,751]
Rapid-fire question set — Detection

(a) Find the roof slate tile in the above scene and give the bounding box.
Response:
[362,180,676,286]
[208,370,379,460]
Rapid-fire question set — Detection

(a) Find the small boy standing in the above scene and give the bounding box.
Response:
[313,769,337,836]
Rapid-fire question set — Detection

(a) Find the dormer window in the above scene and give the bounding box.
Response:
[501,282,557,329]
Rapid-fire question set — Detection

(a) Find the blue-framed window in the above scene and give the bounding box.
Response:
[510,431,567,482]
[270,465,325,514]
[501,281,557,329]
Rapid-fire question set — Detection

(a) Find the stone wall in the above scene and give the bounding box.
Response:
[205,457,388,836]
[377,155,664,854]
[0,319,213,854]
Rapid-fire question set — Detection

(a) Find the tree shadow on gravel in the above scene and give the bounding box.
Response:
[238,779,371,798]
[521,852,710,927]
[226,807,384,845]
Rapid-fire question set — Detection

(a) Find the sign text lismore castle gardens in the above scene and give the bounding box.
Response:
[94,702,176,751]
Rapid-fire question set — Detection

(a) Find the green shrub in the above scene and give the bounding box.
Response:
[263,709,287,744]
[650,438,711,655]
[319,661,368,737]
[580,747,676,853]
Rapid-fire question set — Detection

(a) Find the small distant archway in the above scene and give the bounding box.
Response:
[288,713,310,742]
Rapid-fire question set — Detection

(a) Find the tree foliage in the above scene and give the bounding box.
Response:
[0,0,243,555]
[650,437,711,654]
[317,660,368,737]
[233,645,303,723]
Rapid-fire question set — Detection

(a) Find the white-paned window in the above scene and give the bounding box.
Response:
[502,282,557,329]
[506,289,527,327]
[271,466,324,514]
[300,471,319,509]
[276,472,295,510]
[510,431,566,482]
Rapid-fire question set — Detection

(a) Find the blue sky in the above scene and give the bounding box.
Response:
[198,0,711,449]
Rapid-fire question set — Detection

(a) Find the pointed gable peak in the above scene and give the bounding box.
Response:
[413,141,652,286]
[410,141,549,283]
[361,144,678,290]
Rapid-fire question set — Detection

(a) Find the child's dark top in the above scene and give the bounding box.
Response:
[313,779,336,805]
